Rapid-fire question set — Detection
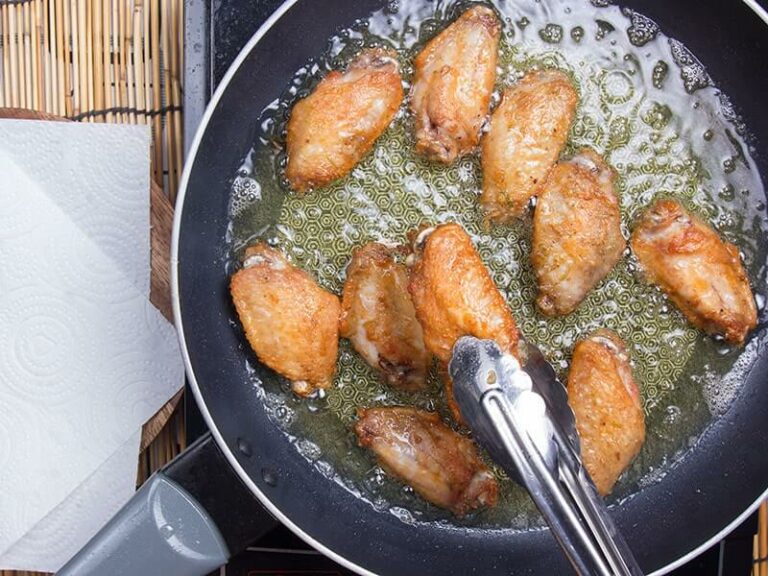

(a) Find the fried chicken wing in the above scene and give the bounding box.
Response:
[567,330,645,496]
[285,48,403,193]
[481,70,578,221]
[532,149,625,316]
[410,5,501,164]
[408,223,520,424]
[631,200,757,345]
[340,243,429,391]
[230,244,340,396]
[355,407,498,516]
[407,223,520,363]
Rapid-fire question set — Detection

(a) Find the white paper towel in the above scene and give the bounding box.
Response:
[0,128,184,569]
[0,432,141,572]
[0,120,151,293]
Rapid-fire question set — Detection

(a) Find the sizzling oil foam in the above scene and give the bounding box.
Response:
[228,0,767,529]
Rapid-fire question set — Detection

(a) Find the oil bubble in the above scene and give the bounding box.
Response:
[569,26,585,42]
[539,23,564,43]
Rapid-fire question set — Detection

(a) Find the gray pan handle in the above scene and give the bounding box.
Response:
[57,473,229,576]
[57,432,278,576]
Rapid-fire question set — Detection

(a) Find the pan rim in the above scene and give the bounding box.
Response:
[171,1,768,574]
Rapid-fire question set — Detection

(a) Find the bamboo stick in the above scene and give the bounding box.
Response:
[119,0,130,123]
[85,0,94,121]
[42,0,51,113]
[23,2,32,110]
[150,0,162,185]
[14,3,24,109]
[77,0,91,119]
[47,0,58,114]
[111,0,120,122]
[143,0,151,117]
[31,0,41,111]
[14,3,21,109]
[1,2,7,109]
[71,0,81,117]
[0,7,4,110]
[62,0,73,116]
[163,0,179,199]
[160,0,172,194]
[125,0,136,123]
[102,0,112,121]
[133,0,145,124]
[171,0,184,200]
[1,3,9,107]
[8,3,18,108]
[54,0,65,115]
[93,0,104,121]
[26,2,33,108]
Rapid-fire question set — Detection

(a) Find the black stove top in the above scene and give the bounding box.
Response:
[183,2,759,574]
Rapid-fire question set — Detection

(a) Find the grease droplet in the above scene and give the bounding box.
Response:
[262,467,278,486]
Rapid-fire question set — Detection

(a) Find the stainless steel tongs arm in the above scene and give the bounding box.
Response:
[481,388,637,576]
[449,336,644,576]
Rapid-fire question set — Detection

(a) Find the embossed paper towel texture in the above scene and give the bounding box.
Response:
[0,150,183,557]
[0,121,156,572]
[0,120,151,293]
[0,432,140,571]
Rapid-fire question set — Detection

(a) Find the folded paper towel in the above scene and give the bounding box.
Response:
[0,121,184,571]
[0,432,141,572]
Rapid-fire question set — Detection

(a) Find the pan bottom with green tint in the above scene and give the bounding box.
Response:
[227,0,767,530]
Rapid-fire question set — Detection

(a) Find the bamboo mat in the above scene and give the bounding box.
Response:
[0,1,185,574]
[0,0,184,200]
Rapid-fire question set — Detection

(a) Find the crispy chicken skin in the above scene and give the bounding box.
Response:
[408,223,520,423]
[532,149,625,316]
[340,243,430,391]
[567,330,645,496]
[410,5,501,164]
[408,223,521,362]
[631,199,757,345]
[481,70,578,221]
[355,407,498,516]
[285,48,404,193]
[230,244,341,396]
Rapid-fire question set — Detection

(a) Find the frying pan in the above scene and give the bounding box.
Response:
[60,1,768,575]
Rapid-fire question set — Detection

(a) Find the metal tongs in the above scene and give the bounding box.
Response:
[449,336,644,576]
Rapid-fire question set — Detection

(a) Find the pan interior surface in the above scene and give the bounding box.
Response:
[229,0,766,527]
[176,0,768,574]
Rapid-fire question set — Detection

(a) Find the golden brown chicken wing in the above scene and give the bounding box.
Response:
[481,70,578,221]
[355,407,498,516]
[631,199,757,345]
[410,5,501,164]
[567,330,645,496]
[408,223,520,423]
[285,48,403,193]
[230,244,341,396]
[532,149,625,316]
[340,243,430,391]
[407,223,520,363]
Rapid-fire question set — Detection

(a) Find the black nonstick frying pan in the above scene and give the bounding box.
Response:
[60,1,768,575]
